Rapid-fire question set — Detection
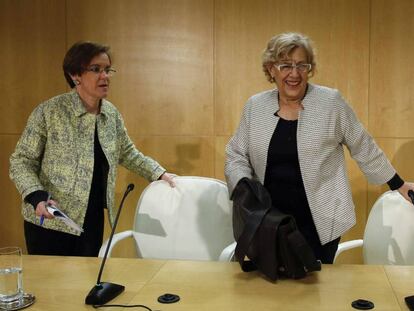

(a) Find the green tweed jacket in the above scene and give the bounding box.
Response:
[9,91,165,235]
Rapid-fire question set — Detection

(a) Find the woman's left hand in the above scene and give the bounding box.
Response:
[159,172,176,187]
[397,182,414,205]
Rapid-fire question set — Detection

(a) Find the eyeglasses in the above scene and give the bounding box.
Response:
[85,65,116,77]
[274,63,312,74]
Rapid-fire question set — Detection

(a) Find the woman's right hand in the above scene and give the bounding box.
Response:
[35,199,58,219]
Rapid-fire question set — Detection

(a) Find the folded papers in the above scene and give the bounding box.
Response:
[47,205,84,233]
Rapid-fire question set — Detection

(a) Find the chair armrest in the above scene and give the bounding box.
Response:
[219,241,237,262]
[333,239,364,263]
[98,230,134,258]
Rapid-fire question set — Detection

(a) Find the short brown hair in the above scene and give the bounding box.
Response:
[63,41,111,88]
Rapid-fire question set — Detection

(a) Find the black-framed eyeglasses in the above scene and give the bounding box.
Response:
[274,63,312,74]
[85,65,116,77]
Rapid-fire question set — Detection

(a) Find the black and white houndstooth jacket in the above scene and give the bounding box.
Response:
[225,83,396,245]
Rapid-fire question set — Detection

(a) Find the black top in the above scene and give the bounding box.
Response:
[263,116,314,229]
[82,124,108,232]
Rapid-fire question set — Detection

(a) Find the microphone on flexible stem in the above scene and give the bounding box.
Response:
[85,183,135,305]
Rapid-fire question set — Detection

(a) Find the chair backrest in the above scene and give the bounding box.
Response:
[132,176,234,261]
[363,190,414,264]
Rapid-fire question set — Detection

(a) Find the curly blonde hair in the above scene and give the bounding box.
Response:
[262,32,316,83]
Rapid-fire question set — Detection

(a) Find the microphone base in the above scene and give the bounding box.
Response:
[85,282,125,305]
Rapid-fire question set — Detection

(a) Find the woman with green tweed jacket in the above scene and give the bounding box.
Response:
[9,41,175,257]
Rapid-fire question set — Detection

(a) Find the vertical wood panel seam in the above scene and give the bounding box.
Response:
[366,0,372,224]
[64,0,69,93]
[368,0,372,133]
[64,0,68,55]
[213,0,217,178]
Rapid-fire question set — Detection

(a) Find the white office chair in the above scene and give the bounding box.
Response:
[334,190,414,264]
[99,176,235,261]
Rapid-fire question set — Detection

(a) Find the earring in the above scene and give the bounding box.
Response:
[73,80,80,85]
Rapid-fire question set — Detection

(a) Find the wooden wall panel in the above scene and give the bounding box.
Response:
[66,0,214,137]
[215,0,370,136]
[0,0,67,134]
[0,136,25,249]
[0,0,66,251]
[367,0,414,264]
[370,0,414,138]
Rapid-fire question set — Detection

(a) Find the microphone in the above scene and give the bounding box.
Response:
[85,183,135,305]
[409,190,414,205]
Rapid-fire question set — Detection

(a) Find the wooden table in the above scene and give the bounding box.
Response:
[385,266,414,311]
[21,255,413,310]
[22,255,165,311]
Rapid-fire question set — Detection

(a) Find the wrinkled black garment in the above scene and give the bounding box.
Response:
[232,177,321,281]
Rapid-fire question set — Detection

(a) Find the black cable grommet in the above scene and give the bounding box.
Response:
[351,299,374,310]
[158,293,180,304]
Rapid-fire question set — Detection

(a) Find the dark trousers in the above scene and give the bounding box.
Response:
[24,202,104,257]
[300,224,340,264]
[24,221,102,257]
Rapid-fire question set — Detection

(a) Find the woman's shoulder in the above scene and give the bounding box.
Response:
[100,98,120,117]
[249,88,276,102]
[306,84,346,106]
[307,84,341,99]
[245,89,277,111]
[239,89,278,119]
[31,92,74,116]
[305,84,350,113]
